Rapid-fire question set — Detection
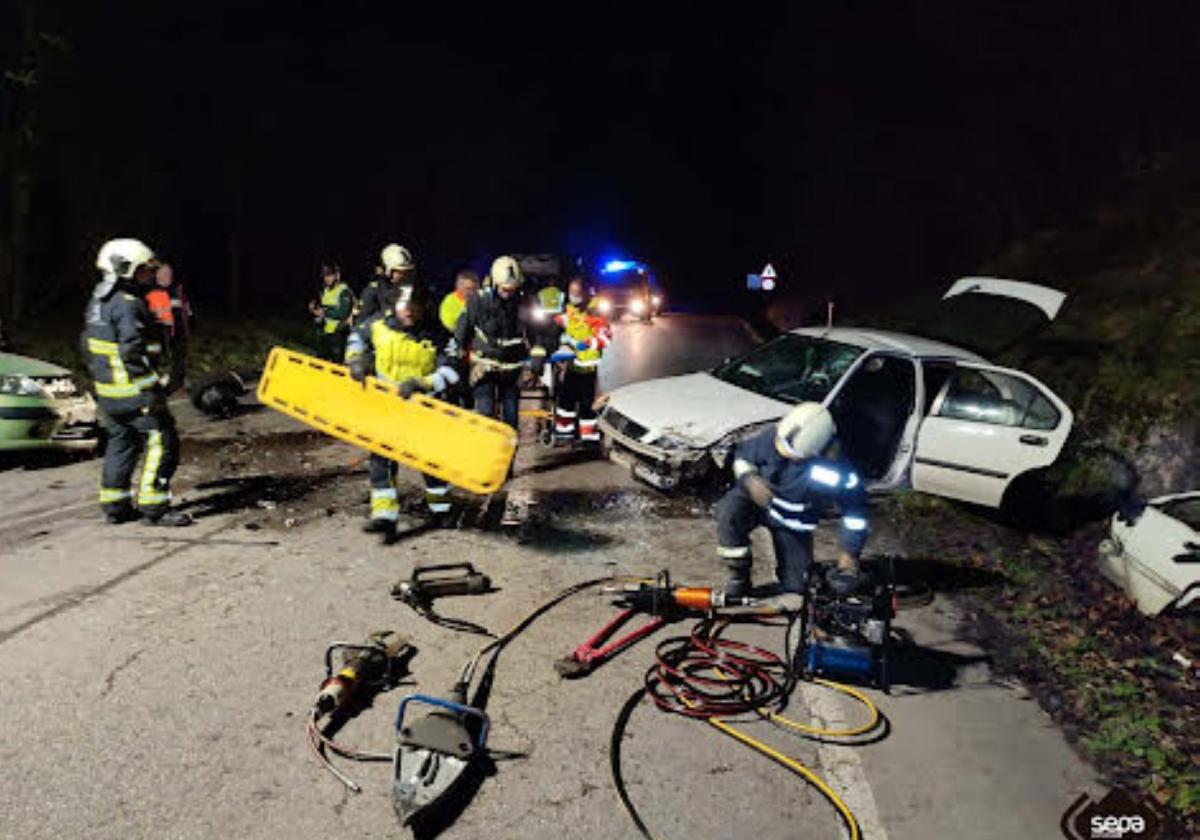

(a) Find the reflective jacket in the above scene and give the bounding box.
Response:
[733,429,870,556]
[454,291,544,366]
[320,283,354,334]
[81,281,163,412]
[346,315,454,390]
[537,285,565,316]
[357,279,397,324]
[556,300,611,372]
[439,290,469,335]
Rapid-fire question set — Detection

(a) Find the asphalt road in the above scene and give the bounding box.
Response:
[597,312,759,393]
[0,313,1099,840]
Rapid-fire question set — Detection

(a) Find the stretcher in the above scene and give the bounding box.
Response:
[257,347,517,494]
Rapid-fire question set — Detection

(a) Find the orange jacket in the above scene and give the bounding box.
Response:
[145,288,174,331]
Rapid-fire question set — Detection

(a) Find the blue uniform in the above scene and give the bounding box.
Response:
[716,428,870,593]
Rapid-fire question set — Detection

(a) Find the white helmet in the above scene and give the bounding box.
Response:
[775,402,835,460]
[490,255,523,290]
[381,243,415,274]
[95,238,156,279]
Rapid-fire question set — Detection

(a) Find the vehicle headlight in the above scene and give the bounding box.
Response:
[651,295,662,307]
[630,298,646,315]
[596,298,612,315]
[530,304,547,323]
[652,434,695,452]
[0,375,48,397]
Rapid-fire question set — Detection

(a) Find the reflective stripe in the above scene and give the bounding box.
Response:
[427,502,452,514]
[138,491,171,506]
[96,373,159,399]
[425,485,450,496]
[771,497,807,512]
[580,433,601,441]
[842,516,868,532]
[146,343,163,354]
[845,472,860,490]
[768,508,817,531]
[371,488,399,500]
[88,338,131,386]
[718,545,751,559]
[571,358,600,369]
[732,458,757,478]
[370,494,400,520]
[555,408,578,419]
[99,488,132,504]
[139,430,164,504]
[555,424,576,434]
[809,465,842,487]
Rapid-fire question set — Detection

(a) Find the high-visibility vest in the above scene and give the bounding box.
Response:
[369,319,438,383]
[321,283,352,334]
[440,291,467,333]
[146,288,174,330]
[538,285,565,315]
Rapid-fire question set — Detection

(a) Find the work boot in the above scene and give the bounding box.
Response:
[723,559,752,601]
[362,518,394,534]
[105,507,140,525]
[144,510,193,527]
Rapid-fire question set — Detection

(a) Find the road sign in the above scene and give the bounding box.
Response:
[746,274,762,290]
[762,277,776,291]
[761,263,777,280]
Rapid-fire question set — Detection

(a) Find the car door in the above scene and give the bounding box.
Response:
[911,362,1073,508]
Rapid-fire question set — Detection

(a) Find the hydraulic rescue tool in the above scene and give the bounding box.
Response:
[391,563,495,637]
[800,559,896,691]
[307,631,412,792]
[556,571,759,678]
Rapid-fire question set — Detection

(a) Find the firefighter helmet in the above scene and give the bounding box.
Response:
[381,243,415,274]
[96,238,156,279]
[775,402,836,460]
[490,256,523,290]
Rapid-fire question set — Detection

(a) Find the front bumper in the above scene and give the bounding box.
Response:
[0,395,98,452]
[598,413,713,491]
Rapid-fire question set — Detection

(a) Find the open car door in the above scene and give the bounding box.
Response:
[916,277,1067,358]
[911,361,1073,508]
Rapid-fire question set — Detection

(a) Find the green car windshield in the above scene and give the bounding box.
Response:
[713,334,863,405]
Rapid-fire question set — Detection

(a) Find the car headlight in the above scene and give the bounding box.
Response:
[630,298,646,315]
[0,375,48,397]
[651,295,662,307]
[530,304,547,323]
[652,433,695,452]
[596,297,612,315]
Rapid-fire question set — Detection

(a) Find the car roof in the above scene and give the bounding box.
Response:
[790,326,986,362]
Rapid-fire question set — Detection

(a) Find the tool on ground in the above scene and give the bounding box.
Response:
[258,347,517,494]
[392,685,489,826]
[391,574,636,828]
[556,571,759,679]
[391,563,495,637]
[799,558,896,691]
[307,631,412,792]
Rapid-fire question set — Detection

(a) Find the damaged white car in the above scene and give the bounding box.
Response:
[1098,492,1200,616]
[600,277,1074,512]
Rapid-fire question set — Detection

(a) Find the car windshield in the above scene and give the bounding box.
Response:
[712,334,864,404]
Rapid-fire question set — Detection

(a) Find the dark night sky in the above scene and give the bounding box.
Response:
[9,1,1200,315]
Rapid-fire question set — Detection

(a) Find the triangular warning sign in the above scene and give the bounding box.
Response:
[761,263,777,280]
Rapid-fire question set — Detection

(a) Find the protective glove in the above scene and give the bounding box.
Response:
[398,377,424,399]
[348,357,367,383]
[744,474,773,509]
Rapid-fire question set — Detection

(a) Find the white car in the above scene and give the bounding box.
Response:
[600,277,1074,511]
[1098,492,1200,615]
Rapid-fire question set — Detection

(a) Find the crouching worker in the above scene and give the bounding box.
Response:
[345,283,460,538]
[716,402,868,599]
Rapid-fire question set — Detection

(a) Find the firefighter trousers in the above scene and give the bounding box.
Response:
[98,402,181,518]
[367,453,450,522]
[556,368,599,443]
[716,483,813,594]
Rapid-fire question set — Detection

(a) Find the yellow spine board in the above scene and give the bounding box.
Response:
[257,347,516,494]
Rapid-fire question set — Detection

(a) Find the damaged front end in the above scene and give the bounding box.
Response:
[1098,492,1200,616]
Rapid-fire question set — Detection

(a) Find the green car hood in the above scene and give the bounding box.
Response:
[0,351,73,378]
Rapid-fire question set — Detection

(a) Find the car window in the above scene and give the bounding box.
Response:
[1159,498,1200,531]
[937,367,1061,430]
[713,334,863,404]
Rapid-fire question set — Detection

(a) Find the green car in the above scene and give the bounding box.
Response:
[0,351,98,452]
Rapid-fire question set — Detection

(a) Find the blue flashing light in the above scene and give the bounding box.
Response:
[602,259,639,274]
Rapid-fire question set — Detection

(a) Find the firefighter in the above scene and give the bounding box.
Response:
[154,261,191,389]
[716,402,868,598]
[358,243,416,322]
[82,238,191,526]
[308,263,354,361]
[553,277,611,445]
[453,255,545,429]
[346,283,461,536]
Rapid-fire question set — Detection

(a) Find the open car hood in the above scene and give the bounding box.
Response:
[915,277,1067,358]
[604,372,787,448]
